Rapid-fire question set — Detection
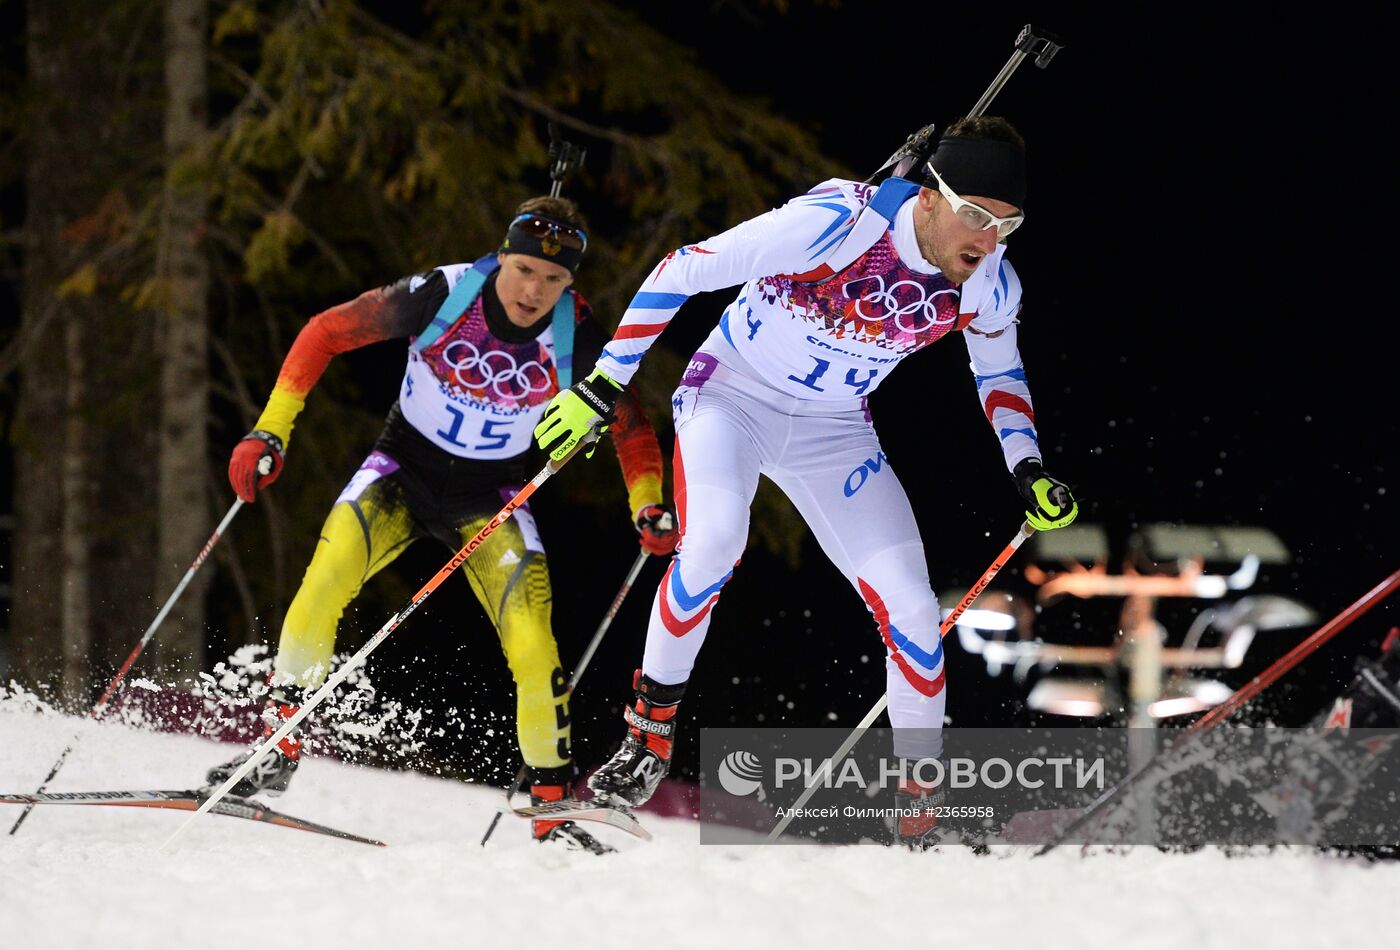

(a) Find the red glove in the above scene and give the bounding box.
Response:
[634,504,679,556]
[228,430,285,503]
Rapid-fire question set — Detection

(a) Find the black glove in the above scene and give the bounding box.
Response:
[1012,458,1078,531]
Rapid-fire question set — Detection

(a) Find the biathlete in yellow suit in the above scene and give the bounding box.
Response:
[205,196,679,852]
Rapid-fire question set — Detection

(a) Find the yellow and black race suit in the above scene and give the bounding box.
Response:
[253,264,664,771]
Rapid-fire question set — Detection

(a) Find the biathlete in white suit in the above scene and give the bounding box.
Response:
[534,117,1079,845]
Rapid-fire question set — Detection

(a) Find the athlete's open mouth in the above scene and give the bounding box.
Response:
[960,252,983,267]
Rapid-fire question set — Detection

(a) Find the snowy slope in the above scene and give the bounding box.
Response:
[1,699,1396,950]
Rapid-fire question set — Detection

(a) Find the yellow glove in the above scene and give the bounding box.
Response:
[1013,458,1078,531]
[533,369,623,462]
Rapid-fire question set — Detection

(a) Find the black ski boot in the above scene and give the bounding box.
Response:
[530,765,615,855]
[204,686,305,798]
[588,671,686,808]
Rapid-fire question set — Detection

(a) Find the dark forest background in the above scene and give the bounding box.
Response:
[0,1,1393,787]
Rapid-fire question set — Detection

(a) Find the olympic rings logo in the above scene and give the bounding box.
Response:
[441,340,553,399]
[842,275,959,334]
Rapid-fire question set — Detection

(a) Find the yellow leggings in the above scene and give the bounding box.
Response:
[273,478,570,769]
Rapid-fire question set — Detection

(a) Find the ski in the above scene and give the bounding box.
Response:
[0,789,386,847]
[506,799,652,841]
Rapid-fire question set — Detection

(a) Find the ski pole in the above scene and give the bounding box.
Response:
[572,545,655,687]
[1032,567,1400,856]
[765,521,1037,842]
[9,496,248,837]
[870,24,1063,182]
[480,542,658,847]
[163,435,597,849]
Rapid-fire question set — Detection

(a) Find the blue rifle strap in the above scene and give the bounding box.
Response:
[551,292,575,389]
[409,255,499,354]
[868,176,920,223]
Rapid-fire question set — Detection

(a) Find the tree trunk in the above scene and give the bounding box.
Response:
[153,0,210,678]
[13,2,90,704]
[58,312,92,698]
[15,1,160,705]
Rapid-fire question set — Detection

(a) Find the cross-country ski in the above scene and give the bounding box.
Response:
[0,788,386,846]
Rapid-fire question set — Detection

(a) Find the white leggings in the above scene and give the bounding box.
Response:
[642,351,946,754]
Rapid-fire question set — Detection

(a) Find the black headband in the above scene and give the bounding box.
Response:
[925,136,1026,210]
[500,214,585,274]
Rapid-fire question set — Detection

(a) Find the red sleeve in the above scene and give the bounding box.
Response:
[274,279,429,400]
[610,387,666,515]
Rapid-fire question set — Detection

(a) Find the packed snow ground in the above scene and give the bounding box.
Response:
[1,698,1396,950]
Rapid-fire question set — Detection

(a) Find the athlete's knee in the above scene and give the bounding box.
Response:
[853,542,939,627]
[850,541,931,590]
[859,573,943,689]
[857,566,937,619]
[301,506,373,586]
[674,501,748,578]
[284,546,363,637]
[294,558,358,606]
[501,626,563,683]
[884,583,941,633]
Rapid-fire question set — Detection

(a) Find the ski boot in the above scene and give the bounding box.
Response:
[894,765,947,851]
[588,671,686,808]
[530,765,614,855]
[204,685,305,798]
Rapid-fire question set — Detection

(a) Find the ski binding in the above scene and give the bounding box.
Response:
[506,798,652,841]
